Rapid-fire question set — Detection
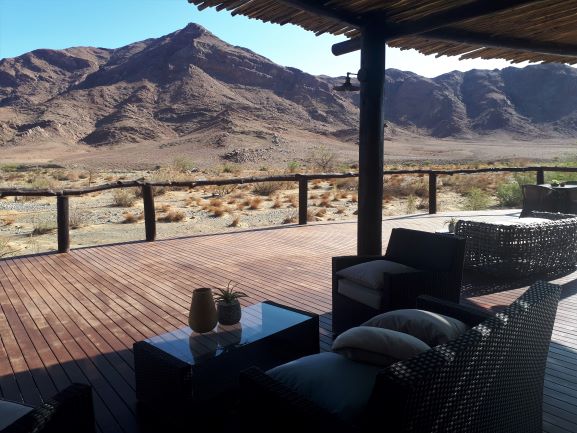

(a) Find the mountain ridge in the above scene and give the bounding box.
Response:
[2,23,577,163]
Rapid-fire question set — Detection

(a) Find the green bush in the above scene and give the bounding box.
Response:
[496,173,534,208]
[463,188,491,210]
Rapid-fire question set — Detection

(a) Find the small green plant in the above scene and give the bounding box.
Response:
[463,188,491,210]
[172,157,196,173]
[213,281,248,304]
[444,217,458,233]
[287,161,301,173]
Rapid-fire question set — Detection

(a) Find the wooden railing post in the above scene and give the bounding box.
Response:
[57,195,70,253]
[298,175,308,225]
[428,172,437,214]
[142,184,156,241]
[536,168,545,185]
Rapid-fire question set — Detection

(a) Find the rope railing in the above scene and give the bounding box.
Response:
[1,165,576,253]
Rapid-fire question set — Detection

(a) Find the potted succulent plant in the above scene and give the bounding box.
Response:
[445,217,459,233]
[214,281,248,325]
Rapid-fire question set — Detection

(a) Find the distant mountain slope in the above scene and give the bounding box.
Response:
[1,22,577,157]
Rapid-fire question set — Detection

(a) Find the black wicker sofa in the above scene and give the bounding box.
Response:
[240,281,561,433]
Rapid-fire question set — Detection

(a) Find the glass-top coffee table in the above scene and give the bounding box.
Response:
[134,301,319,423]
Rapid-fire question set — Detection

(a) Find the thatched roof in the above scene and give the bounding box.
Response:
[188,0,577,64]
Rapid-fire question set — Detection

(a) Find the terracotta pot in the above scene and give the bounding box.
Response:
[188,288,217,333]
[217,300,242,325]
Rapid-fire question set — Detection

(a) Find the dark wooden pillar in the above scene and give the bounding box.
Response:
[429,172,437,214]
[357,25,386,255]
[142,184,156,241]
[57,195,70,253]
[298,176,308,225]
[536,168,545,185]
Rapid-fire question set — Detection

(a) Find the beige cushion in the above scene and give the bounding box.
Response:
[335,260,419,290]
[0,400,33,430]
[332,326,430,366]
[337,278,384,309]
[363,309,469,347]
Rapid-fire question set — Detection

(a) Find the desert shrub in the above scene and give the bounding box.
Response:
[282,212,298,224]
[286,195,298,207]
[122,212,143,224]
[229,215,241,227]
[308,146,336,172]
[29,176,57,190]
[252,181,282,196]
[307,208,316,222]
[335,177,358,191]
[405,195,418,214]
[172,156,196,173]
[495,173,534,207]
[350,194,358,203]
[69,209,87,229]
[287,161,301,173]
[315,208,327,217]
[249,197,263,210]
[463,188,491,210]
[112,189,136,207]
[212,184,237,196]
[157,210,185,223]
[157,203,172,213]
[2,216,15,226]
[0,237,17,258]
[32,221,57,236]
[222,163,242,175]
[272,196,282,209]
[336,206,346,214]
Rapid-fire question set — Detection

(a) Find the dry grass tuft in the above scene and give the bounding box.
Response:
[122,212,144,224]
[315,208,327,217]
[157,210,185,223]
[229,215,241,227]
[249,197,263,210]
[112,189,136,207]
[336,207,346,214]
[282,212,298,224]
[2,217,15,226]
[272,196,282,209]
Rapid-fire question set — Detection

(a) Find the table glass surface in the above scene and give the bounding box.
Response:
[145,303,311,365]
[539,183,577,189]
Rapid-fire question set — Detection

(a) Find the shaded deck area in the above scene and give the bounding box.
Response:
[1,210,577,432]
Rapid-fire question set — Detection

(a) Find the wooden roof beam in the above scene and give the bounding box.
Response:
[423,28,577,59]
[332,0,545,55]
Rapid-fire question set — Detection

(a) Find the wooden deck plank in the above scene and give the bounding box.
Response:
[0,211,576,432]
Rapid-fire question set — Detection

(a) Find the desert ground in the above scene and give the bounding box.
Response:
[1,137,577,258]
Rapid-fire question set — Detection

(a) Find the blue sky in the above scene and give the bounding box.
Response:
[0,0,531,78]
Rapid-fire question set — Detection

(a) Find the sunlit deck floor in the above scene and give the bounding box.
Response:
[1,210,577,433]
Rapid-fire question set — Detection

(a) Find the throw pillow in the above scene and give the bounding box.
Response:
[332,326,430,366]
[335,260,419,290]
[363,309,469,346]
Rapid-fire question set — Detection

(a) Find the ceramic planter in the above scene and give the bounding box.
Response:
[217,300,242,325]
[188,287,217,333]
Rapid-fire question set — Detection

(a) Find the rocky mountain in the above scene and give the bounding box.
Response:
[1,23,577,162]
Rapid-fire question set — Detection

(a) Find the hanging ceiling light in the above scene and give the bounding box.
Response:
[334,72,360,92]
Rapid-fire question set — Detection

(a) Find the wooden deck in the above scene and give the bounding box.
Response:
[1,210,576,432]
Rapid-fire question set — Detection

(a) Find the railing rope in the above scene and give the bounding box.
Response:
[2,165,576,254]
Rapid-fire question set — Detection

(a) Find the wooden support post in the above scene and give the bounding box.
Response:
[429,172,437,214]
[536,168,545,185]
[357,24,386,255]
[57,196,70,253]
[142,184,156,241]
[298,176,308,225]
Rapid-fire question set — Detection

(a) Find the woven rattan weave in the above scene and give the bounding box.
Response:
[455,211,577,277]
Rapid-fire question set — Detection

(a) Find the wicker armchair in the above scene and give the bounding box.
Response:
[240,281,561,433]
[332,228,466,335]
[455,211,577,277]
[0,384,95,433]
[521,184,559,216]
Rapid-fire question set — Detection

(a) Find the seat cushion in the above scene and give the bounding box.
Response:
[267,352,382,422]
[337,278,385,309]
[0,400,34,430]
[332,326,430,366]
[335,260,419,290]
[363,309,469,346]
